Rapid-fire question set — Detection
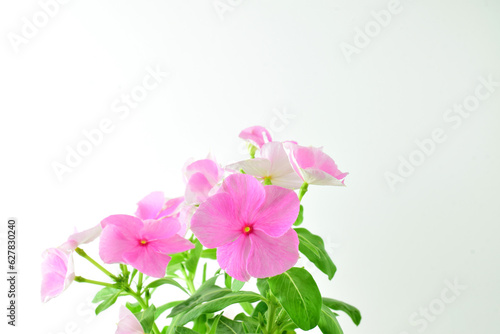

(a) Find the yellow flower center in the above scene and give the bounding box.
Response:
[140,240,148,245]
[244,226,251,233]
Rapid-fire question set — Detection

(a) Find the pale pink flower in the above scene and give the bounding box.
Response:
[191,173,300,282]
[41,224,102,302]
[116,305,144,334]
[239,126,272,148]
[227,141,303,189]
[135,192,185,235]
[285,143,348,186]
[99,215,194,278]
[184,159,224,205]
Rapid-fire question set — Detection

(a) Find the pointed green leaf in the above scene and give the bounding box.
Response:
[155,300,183,320]
[146,278,188,294]
[318,305,343,334]
[92,287,121,303]
[126,302,142,314]
[268,267,322,330]
[295,228,337,280]
[201,249,217,260]
[323,298,361,326]
[231,279,245,292]
[95,289,122,315]
[208,315,245,334]
[136,305,156,333]
[186,239,203,275]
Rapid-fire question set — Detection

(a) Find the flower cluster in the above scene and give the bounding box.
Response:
[41,126,357,334]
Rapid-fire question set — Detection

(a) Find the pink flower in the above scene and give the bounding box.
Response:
[239,126,272,148]
[190,173,300,282]
[285,143,348,186]
[184,159,224,205]
[135,192,186,235]
[116,305,144,334]
[41,224,102,302]
[99,215,194,278]
[227,142,303,189]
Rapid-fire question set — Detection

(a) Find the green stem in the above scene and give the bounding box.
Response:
[298,182,309,201]
[75,247,117,280]
[127,288,161,334]
[137,272,143,293]
[181,265,196,294]
[266,302,277,334]
[74,276,115,288]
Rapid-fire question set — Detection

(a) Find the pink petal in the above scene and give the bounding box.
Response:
[140,218,180,241]
[123,246,172,278]
[217,235,252,282]
[116,305,144,334]
[253,185,300,237]
[239,126,272,148]
[247,229,299,278]
[101,215,144,233]
[99,224,136,264]
[191,192,242,248]
[185,173,214,205]
[158,196,184,218]
[66,224,102,250]
[220,174,266,224]
[299,168,346,186]
[41,248,74,302]
[185,159,221,185]
[148,234,195,255]
[135,191,165,220]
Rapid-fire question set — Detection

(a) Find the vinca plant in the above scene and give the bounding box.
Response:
[41,126,361,334]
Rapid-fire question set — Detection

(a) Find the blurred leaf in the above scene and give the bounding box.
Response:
[186,240,203,275]
[232,279,245,292]
[318,305,343,334]
[146,278,188,294]
[201,249,217,260]
[323,298,361,326]
[293,205,304,226]
[95,289,121,315]
[92,287,121,303]
[136,305,156,333]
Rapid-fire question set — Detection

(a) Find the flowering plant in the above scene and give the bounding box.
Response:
[42,126,361,334]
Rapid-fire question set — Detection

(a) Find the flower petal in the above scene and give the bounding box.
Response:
[148,234,195,255]
[158,196,184,218]
[253,185,300,237]
[217,235,252,282]
[220,173,266,224]
[140,218,180,241]
[135,192,165,220]
[101,215,144,234]
[116,305,145,334]
[99,224,136,264]
[185,173,214,205]
[41,248,74,302]
[247,229,299,278]
[191,192,241,248]
[123,246,172,278]
[226,158,271,178]
[185,159,221,185]
[66,224,102,250]
[239,126,272,148]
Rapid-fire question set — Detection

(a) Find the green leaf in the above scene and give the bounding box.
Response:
[208,315,245,334]
[146,278,189,294]
[208,314,222,334]
[92,287,121,303]
[201,249,217,260]
[239,302,254,315]
[193,314,208,334]
[231,279,245,292]
[323,298,361,326]
[167,253,186,275]
[186,239,203,275]
[95,289,122,315]
[256,278,269,296]
[173,327,199,334]
[169,277,226,317]
[295,228,337,280]
[224,273,232,289]
[154,300,183,320]
[268,267,322,330]
[234,313,259,333]
[136,305,156,333]
[251,301,268,319]
[318,305,343,334]
[176,291,263,326]
[126,302,142,314]
[294,205,304,226]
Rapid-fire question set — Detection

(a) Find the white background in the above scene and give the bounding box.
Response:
[1,1,499,333]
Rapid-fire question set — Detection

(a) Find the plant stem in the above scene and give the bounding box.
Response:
[74,276,115,288]
[75,247,117,280]
[181,264,196,294]
[127,288,161,334]
[298,182,309,201]
[266,302,277,334]
[137,272,143,293]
